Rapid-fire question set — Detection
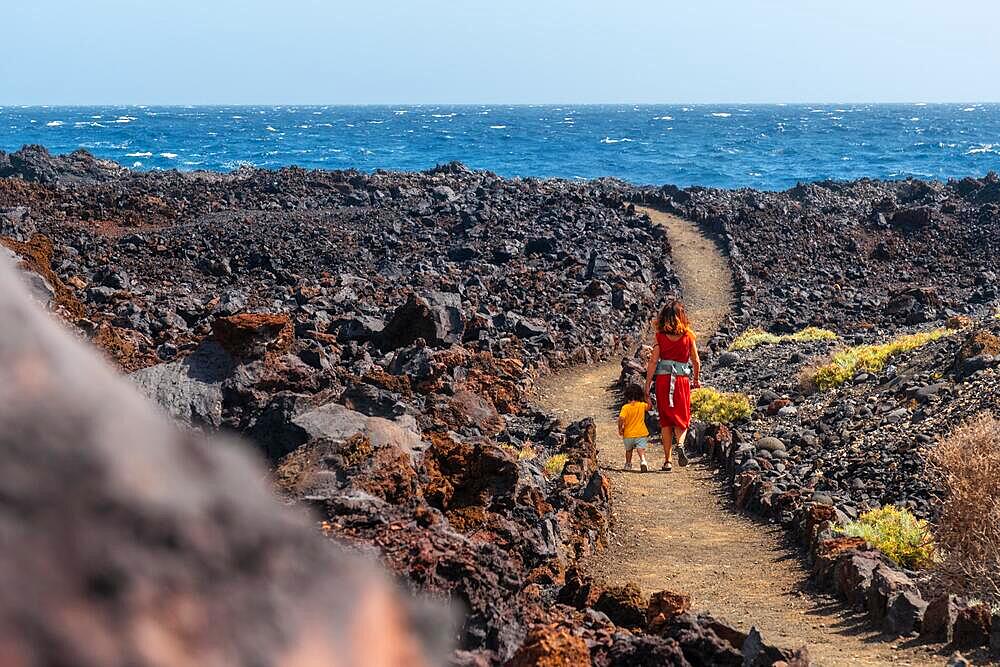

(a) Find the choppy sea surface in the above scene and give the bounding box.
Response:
[2,104,999,190]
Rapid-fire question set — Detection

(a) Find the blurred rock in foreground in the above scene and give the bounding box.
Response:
[0,255,440,667]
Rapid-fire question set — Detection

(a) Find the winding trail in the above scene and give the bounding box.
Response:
[534,207,939,666]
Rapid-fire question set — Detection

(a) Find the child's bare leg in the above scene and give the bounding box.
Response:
[637,447,648,471]
[660,426,673,465]
[625,446,634,467]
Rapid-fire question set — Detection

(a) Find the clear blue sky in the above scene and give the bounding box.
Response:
[3,0,999,104]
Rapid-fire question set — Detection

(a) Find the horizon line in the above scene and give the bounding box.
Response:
[2,101,999,108]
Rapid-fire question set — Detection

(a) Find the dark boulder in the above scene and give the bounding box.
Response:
[380,292,466,350]
[335,314,386,342]
[130,341,236,428]
[594,583,647,629]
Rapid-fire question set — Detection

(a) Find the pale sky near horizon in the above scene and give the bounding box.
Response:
[3,0,999,105]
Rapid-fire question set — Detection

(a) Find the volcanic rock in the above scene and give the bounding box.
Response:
[380,292,466,350]
[0,255,438,667]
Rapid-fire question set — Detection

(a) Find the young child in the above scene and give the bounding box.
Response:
[619,382,651,472]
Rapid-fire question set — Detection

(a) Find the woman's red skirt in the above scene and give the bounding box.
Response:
[654,374,691,430]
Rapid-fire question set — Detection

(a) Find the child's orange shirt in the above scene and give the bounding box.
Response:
[619,401,651,438]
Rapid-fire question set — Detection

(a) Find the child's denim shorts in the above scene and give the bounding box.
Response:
[623,436,648,451]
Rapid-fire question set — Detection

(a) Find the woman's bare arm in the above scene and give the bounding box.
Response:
[690,337,701,388]
[645,344,659,401]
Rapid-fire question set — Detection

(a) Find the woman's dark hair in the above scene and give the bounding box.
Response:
[656,299,691,336]
[624,383,645,402]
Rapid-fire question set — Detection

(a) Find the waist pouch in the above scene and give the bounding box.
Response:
[654,359,692,408]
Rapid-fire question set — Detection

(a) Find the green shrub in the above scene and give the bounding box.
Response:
[813,329,951,390]
[729,326,838,351]
[691,388,752,423]
[543,454,568,477]
[837,506,935,569]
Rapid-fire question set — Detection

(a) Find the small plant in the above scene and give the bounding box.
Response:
[729,328,780,350]
[543,454,568,477]
[729,326,837,351]
[787,326,840,343]
[812,328,951,390]
[837,506,935,569]
[690,387,752,423]
[499,442,536,461]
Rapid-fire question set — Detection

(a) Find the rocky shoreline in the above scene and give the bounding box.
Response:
[2,145,999,664]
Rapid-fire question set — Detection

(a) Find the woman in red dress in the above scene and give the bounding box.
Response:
[644,299,701,471]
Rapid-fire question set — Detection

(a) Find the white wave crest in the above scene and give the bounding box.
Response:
[967,143,995,155]
[158,152,178,159]
[46,120,64,127]
[265,126,278,132]
[489,125,507,129]
[125,152,153,157]
[600,137,634,144]
[431,113,457,118]
[654,116,673,121]
[710,112,731,118]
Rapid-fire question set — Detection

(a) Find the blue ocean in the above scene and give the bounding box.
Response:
[2,104,999,190]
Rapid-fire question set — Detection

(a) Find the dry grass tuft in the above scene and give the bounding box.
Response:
[928,413,1000,606]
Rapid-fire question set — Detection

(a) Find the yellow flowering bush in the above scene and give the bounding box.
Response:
[838,506,935,569]
[691,387,752,423]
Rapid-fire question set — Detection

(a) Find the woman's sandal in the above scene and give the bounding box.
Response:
[661,462,673,472]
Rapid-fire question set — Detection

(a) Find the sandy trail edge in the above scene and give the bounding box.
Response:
[533,206,940,666]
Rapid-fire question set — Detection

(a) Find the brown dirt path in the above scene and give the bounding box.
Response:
[534,207,941,666]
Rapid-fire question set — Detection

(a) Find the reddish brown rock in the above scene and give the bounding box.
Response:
[212,312,295,357]
[556,568,604,609]
[766,398,792,415]
[447,389,505,436]
[594,583,648,629]
[800,501,837,550]
[811,537,866,589]
[0,232,85,319]
[646,590,692,633]
[505,625,591,667]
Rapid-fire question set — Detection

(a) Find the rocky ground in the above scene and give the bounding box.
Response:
[638,176,999,338]
[4,145,998,663]
[1,146,811,666]
[619,178,1000,657]
[625,175,999,524]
